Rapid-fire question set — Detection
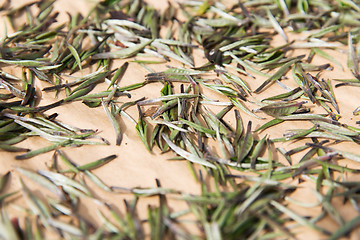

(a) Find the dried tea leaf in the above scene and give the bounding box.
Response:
[162,133,216,168]
[258,101,306,117]
[267,9,288,42]
[229,97,263,119]
[255,119,284,132]
[236,121,254,164]
[92,39,153,59]
[15,167,64,200]
[255,57,303,93]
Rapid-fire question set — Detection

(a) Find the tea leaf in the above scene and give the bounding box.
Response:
[258,101,306,117]
[162,133,216,168]
[136,106,151,152]
[15,167,64,200]
[329,214,360,240]
[48,218,84,236]
[92,39,153,59]
[255,57,303,93]
[229,97,263,119]
[15,141,71,160]
[38,170,91,196]
[255,119,284,132]
[77,154,117,171]
[84,170,112,192]
[250,135,267,169]
[0,59,51,67]
[102,101,122,145]
[237,121,254,164]
[107,62,129,90]
[67,43,82,72]
[270,200,330,235]
[179,117,216,135]
[267,9,288,42]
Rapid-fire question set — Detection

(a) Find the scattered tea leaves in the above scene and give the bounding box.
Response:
[0,0,359,239]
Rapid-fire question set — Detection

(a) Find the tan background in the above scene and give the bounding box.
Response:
[1,0,360,239]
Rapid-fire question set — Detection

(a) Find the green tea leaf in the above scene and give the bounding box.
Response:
[162,133,216,168]
[258,101,305,117]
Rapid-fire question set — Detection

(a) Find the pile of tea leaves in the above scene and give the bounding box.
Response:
[0,0,360,239]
